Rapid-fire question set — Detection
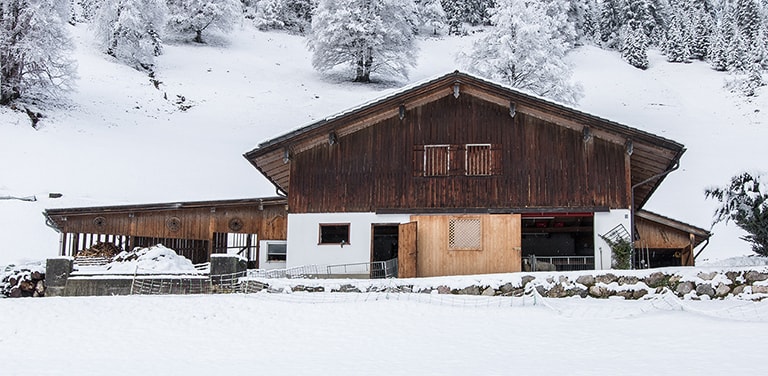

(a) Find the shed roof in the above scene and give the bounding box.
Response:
[244,71,685,209]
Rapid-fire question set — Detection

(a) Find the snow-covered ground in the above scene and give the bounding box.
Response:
[0,292,766,375]
[1,23,767,266]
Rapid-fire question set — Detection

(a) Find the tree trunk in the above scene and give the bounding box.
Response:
[354,47,373,83]
[194,30,204,44]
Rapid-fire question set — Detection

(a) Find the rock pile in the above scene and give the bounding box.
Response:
[1,267,46,298]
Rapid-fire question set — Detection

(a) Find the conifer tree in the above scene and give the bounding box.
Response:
[599,0,623,48]
[664,9,690,62]
[621,22,649,68]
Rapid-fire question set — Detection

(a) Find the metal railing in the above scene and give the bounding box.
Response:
[526,255,595,271]
[249,258,399,279]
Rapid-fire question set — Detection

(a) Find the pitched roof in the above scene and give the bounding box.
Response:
[244,71,685,209]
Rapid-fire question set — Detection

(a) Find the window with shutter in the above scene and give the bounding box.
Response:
[423,145,450,176]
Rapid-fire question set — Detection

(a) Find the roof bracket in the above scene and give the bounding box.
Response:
[398,104,406,120]
[328,131,338,145]
[582,127,592,143]
[509,102,516,118]
[453,82,460,98]
[625,139,634,155]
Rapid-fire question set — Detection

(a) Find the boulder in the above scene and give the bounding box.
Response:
[732,285,746,295]
[458,285,481,295]
[546,284,567,298]
[715,283,731,297]
[576,275,595,287]
[589,285,608,298]
[751,285,768,294]
[697,271,718,281]
[745,271,768,283]
[675,281,695,296]
[521,275,536,287]
[595,273,618,285]
[437,285,451,294]
[481,287,496,296]
[632,289,648,299]
[499,282,516,294]
[618,276,639,285]
[568,287,588,298]
[695,283,715,298]
[643,272,667,288]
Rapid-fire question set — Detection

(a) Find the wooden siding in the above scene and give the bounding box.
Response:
[51,204,286,241]
[290,94,629,213]
[635,216,696,250]
[411,214,521,277]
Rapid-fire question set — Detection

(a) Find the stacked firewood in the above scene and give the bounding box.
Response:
[1,269,45,298]
[77,242,122,258]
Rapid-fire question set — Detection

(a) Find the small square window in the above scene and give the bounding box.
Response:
[466,144,492,176]
[266,242,287,261]
[319,224,350,244]
[424,145,450,176]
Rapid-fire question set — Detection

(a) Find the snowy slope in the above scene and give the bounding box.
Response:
[1,23,766,265]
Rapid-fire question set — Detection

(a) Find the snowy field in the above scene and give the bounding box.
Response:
[1,292,766,375]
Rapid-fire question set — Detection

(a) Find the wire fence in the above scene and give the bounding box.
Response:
[248,258,398,279]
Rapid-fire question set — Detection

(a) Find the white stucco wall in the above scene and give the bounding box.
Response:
[593,209,631,270]
[258,240,287,270]
[286,212,412,269]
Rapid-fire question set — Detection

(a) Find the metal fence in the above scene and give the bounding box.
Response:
[526,255,594,271]
[249,258,399,279]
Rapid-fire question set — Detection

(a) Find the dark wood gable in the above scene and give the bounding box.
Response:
[245,72,685,213]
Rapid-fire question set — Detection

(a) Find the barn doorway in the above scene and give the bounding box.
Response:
[371,224,399,278]
[521,213,594,271]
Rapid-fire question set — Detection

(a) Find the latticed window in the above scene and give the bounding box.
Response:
[449,218,482,250]
[424,145,450,176]
[465,144,492,176]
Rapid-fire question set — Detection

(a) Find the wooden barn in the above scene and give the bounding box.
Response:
[44,198,287,267]
[44,71,710,275]
[243,71,710,276]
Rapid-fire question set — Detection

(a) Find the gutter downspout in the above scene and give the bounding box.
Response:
[630,160,681,269]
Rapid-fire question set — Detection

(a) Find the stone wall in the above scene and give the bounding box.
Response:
[260,267,768,300]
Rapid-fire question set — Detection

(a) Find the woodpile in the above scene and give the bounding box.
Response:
[1,269,45,298]
[77,242,122,258]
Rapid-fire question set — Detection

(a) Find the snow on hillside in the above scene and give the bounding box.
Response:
[0,23,766,265]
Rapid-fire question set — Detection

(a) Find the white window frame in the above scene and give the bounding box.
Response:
[465,143,493,176]
[423,144,450,177]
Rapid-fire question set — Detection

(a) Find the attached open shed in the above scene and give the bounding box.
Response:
[44,197,287,266]
[634,210,711,267]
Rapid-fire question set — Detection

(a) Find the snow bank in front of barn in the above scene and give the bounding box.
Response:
[104,244,198,274]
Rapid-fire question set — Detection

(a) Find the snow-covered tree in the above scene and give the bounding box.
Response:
[308,0,418,82]
[709,26,729,70]
[417,0,446,35]
[706,172,768,256]
[689,2,715,60]
[0,0,77,104]
[663,9,690,62]
[254,0,315,33]
[621,23,649,68]
[166,0,243,43]
[460,0,583,104]
[599,0,624,48]
[94,0,167,71]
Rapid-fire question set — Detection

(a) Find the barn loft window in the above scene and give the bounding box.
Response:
[319,224,350,245]
[449,218,482,250]
[424,145,450,176]
[465,144,492,176]
[266,242,287,261]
